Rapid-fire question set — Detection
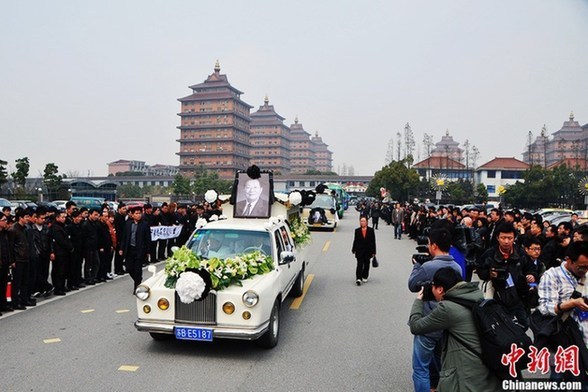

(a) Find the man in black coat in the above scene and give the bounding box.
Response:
[8,210,32,309]
[120,207,151,291]
[50,212,74,295]
[351,216,377,286]
[113,203,127,275]
[82,209,101,285]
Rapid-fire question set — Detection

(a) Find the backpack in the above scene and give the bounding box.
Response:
[444,297,532,380]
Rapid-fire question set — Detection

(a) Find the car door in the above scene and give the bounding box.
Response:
[273,228,297,295]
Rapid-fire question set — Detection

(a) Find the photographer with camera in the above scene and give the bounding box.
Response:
[536,240,588,384]
[409,267,500,392]
[476,222,530,330]
[408,228,462,392]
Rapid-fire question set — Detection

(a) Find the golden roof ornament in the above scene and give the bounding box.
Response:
[295,115,299,124]
[445,129,450,137]
[214,60,220,73]
[570,111,574,121]
[264,94,269,105]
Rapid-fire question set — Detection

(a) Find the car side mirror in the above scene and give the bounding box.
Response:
[280,251,295,263]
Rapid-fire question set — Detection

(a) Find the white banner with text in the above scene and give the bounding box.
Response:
[150,225,183,241]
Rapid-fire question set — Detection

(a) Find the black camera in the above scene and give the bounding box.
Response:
[412,244,432,265]
[493,267,509,280]
[421,281,435,302]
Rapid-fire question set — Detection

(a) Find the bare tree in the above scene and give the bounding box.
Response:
[403,123,415,159]
[422,133,434,159]
[396,131,402,161]
[385,137,395,165]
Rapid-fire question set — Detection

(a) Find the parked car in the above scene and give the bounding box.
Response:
[0,197,12,212]
[10,200,38,210]
[35,201,61,212]
[70,196,105,210]
[52,200,69,212]
[134,201,306,348]
[300,193,339,231]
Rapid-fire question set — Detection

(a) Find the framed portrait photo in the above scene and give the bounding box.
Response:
[233,172,272,218]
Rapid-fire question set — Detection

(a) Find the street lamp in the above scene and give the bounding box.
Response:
[37,187,43,202]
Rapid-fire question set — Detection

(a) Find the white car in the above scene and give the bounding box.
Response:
[301,193,339,231]
[134,206,306,348]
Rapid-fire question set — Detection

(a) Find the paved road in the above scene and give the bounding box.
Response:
[0,210,420,392]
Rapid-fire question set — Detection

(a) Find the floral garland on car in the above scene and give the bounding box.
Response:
[164,246,274,302]
[289,216,311,248]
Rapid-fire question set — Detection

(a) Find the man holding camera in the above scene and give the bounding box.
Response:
[477,222,531,330]
[408,228,462,392]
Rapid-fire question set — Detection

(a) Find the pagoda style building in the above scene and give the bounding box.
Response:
[289,116,316,174]
[177,61,253,178]
[311,131,333,173]
[430,130,464,163]
[523,112,588,168]
[250,96,292,174]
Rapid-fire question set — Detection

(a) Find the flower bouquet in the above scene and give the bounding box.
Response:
[289,216,312,248]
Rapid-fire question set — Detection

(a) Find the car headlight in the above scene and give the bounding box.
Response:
[135,285,150,301]
[242,290,259,307]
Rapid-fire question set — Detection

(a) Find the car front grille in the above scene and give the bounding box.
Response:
[175,292,217,325]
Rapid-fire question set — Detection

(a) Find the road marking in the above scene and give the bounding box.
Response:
[81,309,95,313]
[118,365,139,372]
[116,309,130,314]
[322,241,331,252]
[43,338,61,344]
[290,274,314,310]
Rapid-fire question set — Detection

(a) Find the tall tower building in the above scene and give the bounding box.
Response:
[430,130,464,163]
[289,116,316,174]
[311,131,333,173]
[250,96,292,174]
[177,61,253,178]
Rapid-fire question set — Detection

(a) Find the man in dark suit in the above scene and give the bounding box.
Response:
[351,216,376,286]
[119,206,151,291]
[235,178,269,217]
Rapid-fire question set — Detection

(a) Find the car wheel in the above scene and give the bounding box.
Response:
[289,268,305,297]
[256,299,280,349]
[150,332,172,341]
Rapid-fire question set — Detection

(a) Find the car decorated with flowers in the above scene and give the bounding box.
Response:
[134,168,310,348]
[300,192,340,231]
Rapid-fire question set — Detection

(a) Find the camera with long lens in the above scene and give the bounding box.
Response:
[412,243,433,265]
[421,281,435,301]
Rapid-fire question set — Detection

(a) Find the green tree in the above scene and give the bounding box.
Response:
[117,184,143,198]
[475,183,488,203]
[172,174,192,196]
[192,167,232,196]
[11,157,30,189]
[43,163,64,199]
[366,159,420,202]
[0,159,8,188]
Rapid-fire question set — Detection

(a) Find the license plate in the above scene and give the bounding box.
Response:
[174,326,213,342]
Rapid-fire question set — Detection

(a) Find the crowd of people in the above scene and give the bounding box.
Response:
[357,199,588,390]
[0,200,222,315]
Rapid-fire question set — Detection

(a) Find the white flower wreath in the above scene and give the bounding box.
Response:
[205,190,218,203]
[176,271,206,304]
[288,191,302,206]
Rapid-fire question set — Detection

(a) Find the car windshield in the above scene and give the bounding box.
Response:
[187,229,272,260]
[308,194,335,209]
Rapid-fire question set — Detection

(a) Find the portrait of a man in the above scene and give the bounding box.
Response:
[234,173,271,218]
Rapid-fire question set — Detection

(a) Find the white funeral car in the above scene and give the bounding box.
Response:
[134,208,306,348]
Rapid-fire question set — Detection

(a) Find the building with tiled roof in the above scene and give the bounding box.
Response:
[476,157,530,199]
[413,156,471,181]
[289,116,316,174]
[523,112,588,167]
[310,132,333,173]
[177,61,253,178]
[250,96,292,174]
[430,130,464,163]
[546,157,588,171]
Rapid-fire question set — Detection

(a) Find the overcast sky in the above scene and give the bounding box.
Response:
[1,0,587,177]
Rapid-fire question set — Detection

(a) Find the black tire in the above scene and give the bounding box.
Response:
[150,332,173,341]
[289,268,305,297]
[256,300,280,349]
